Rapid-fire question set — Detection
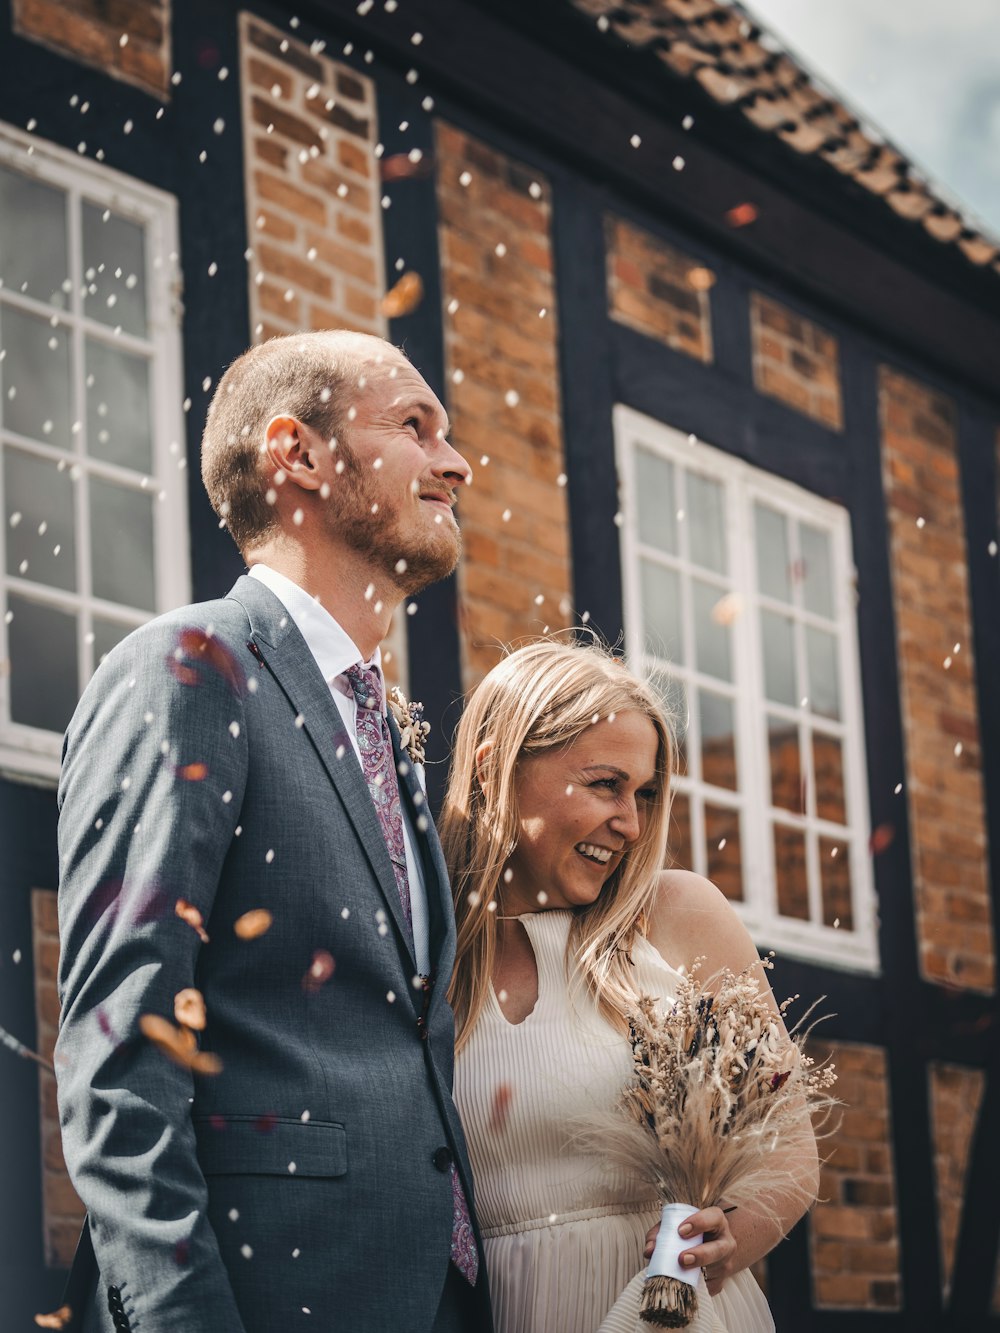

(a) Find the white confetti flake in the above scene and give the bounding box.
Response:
[288,1161,297,1173]
[228,1208,239,1222]
[240,1244,253,1260]
[916,516,926,528]
[265,849,275,863]
[502,508,511,523]
[495,242,507,258]
[682,115,694,130]
[292,1247,301,1258]
[673,155,685,171]
[341,907,350,919]
[630,134,641,148]
[894,783,903,794]
[229,721,240,738]
[386,990,396,1003]
[504,389,520,407]
[12,949,22,964]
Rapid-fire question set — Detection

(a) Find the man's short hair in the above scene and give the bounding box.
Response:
[201,330,398,556]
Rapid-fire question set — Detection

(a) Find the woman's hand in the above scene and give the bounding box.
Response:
[643,1206,737,1298]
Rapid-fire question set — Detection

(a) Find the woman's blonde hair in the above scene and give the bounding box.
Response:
[441,638,677,1052]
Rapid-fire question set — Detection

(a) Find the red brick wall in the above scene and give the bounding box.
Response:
[31,889,84,1269]
[928,1062,984,1301]
[878,367,994,993]
[811,1042,901,1309]
[13,0,170,97]
[238,14,385,344]
[750,293,843,429]
[605,215,714,362]
[435,123,572,687]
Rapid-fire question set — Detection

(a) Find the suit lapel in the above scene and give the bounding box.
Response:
[227,577,417,971]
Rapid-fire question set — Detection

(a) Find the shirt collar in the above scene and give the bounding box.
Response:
[248,564,384,709]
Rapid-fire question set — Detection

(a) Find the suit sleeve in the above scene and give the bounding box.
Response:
[56,618,249,1331]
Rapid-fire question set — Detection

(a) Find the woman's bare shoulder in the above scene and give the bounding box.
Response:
[646,869,763,978]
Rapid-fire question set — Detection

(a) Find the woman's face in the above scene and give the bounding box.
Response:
[502,711,660,915]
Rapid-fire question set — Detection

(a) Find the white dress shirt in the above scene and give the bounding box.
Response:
[249,564,431,974]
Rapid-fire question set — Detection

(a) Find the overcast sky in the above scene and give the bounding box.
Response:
[743,0,1000,239]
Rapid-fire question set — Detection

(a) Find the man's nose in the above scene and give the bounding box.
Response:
[431,435,472,489]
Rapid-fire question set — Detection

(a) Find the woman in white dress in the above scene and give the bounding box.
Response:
[440,640,819,1333]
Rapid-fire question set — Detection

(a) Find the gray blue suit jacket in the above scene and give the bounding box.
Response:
[56,576,492,1332]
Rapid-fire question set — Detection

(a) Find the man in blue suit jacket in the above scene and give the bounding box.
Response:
[56,331,492,1332]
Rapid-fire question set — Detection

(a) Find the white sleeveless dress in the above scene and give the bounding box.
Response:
[454,910,774,1333]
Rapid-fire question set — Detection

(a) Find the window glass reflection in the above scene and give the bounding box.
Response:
[687,471,726,574]
[801,524,834,619]
[767,714,803,814]
[82,201,148,339]
[640,560,681,661]
[8,594,77,733]
[813,731,847,824]
[693,578,732,681]
[0,165,69,308]
[86,338,153,473]
[754,502,791,602]
[760,609,796,705]
[705,804,742,901]
[806,626,840,719]
[774,823,809,920]
[0,306,72,446]
[4,447,77,593]
[819,836,853,929]
[635,447,677,555]
[89,479,156,611]
[700,689,737,791]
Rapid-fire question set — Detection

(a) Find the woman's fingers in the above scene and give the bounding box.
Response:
[643,1222,659,1260]
[677,1206,736,1281]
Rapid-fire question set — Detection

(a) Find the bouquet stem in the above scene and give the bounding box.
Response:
[642,1204,702,1328]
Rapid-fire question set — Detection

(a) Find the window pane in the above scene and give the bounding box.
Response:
[635,447,678,554]
[82,202,148,339]
[800,524,834,619]
[699,689,737,790]
[92,615,134,669]
[89,479,155,611]
[0,306,72,446]
[640,559,681,661]
[7,594,77,732]
[760,609,796,705]
[687,472,726,574]
[0,165,69,308]
[774,823,809,920]
[693,578,732,681]
[705,804,742,901]
[813,731,847,824]
[86,338,153,472]
[754,502,791,602]
[649,670,687,776]
[668,790,692,870]
[767,715,803,813]
[4,447,77,592]
[806,626,840,719]
[819,836,853,930]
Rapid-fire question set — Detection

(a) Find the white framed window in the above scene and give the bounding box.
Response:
[615,405,877,971]
[0,125,188,782]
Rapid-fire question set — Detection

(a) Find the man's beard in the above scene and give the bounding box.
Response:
[323,438,461,594]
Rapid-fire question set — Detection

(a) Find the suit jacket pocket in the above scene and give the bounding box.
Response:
[194,1116,347,1178]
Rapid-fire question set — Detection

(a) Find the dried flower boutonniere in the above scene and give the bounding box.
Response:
[387,686,431,766]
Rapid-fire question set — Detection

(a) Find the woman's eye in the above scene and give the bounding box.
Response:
[590,777,618,791]
[638,788,658,803]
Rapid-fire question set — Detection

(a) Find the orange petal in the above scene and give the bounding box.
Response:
[234,909,273,940]
[174,987,207,1031]
[381,271,424,319]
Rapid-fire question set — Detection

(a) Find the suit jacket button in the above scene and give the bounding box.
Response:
[432,1146,453,1172]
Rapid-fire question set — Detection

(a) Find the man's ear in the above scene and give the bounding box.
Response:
[473,740,494,797]
[263,415,323,492]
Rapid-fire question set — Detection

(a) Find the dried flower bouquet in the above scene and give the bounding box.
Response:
[592,960,837,1328]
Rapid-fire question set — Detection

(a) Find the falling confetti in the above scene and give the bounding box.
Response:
[303,949,336,992]
[33,1308,73,1330]
[710,592,743,626]
[868,824,896,856]
[381,270,424,318]
[489,1083,514,1131]
[725,202,758,228]
[175,898,210,944]
[234,909,273,940]
[175,762,209,781]
[380,153,433,182]
[174,988,207,1031]
[139,1014,222,1074]
[687,266,716,291]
